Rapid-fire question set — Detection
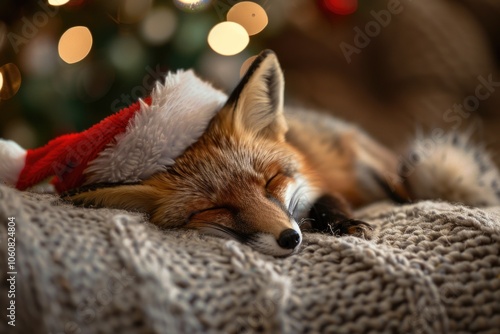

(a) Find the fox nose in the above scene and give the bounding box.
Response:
[277,229,300,249]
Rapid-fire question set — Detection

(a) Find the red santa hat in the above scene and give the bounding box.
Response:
[0,70,227,193]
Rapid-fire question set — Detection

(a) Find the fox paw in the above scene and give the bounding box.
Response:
[307,194,374,239]
[309,218,373,240]
[329,219,373,239]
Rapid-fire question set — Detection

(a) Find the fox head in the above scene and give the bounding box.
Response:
[67,50,318,256]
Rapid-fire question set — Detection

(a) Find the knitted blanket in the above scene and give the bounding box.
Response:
[1,183,499,334]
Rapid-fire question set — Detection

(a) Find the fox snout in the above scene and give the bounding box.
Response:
[251,225,302,256]
[237,195,303,256]
[245,224,303,256]
[186,196,303,256]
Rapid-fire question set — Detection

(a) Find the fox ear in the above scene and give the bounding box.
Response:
[63,183,158,213]
[216,50,287,141]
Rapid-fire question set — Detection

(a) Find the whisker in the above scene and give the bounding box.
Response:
[298,217,314,227]
[288,181,316,218]
[289,181,306,214]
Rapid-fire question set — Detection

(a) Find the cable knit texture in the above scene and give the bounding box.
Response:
[1,184,499,333]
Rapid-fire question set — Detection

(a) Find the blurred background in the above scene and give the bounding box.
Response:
[0,0,499,161]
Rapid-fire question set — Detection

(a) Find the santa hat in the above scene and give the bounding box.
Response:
[0,70,227,193]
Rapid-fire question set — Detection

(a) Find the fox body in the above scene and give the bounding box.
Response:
[29,51,500,256]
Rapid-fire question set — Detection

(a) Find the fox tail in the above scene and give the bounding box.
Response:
[401,133,500,207]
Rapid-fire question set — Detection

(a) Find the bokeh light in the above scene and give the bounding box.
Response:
[118,0,153,24]
[173,0,212,13]
[208,21,249,56]
[0,22,7,50]
[227,1,268,36]
[199,51,249,90]
[0,63,22,100]
[140,7,177,45]
[323,0,358,15]
[48,0,70,6]
[21,35,58,76]
[78,61,115,102]
[0,72,3,92]
[58,26,93,64]
[108,35,145,73]
[3,120,37,149]
[173,15,214,55]
[240,55,258,77]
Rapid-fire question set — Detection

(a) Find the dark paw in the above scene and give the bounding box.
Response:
[334,219,373,239]
[311,218,373,239]
[307,194,373,239]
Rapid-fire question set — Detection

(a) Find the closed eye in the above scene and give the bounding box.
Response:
[186,206,232,224]
[265,172,280,188]
[187,207,224,223]
[186,208,254,243]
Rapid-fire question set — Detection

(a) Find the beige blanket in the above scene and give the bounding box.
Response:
[1,183,499,333]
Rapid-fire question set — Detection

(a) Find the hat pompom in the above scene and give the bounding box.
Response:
[0,139,26,187]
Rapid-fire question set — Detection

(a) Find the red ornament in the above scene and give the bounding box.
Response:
[322,0,358,16]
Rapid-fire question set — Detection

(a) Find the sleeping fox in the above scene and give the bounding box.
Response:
[2,50,500,256]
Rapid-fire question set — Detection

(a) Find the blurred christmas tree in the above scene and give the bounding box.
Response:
[0,0,282,148]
